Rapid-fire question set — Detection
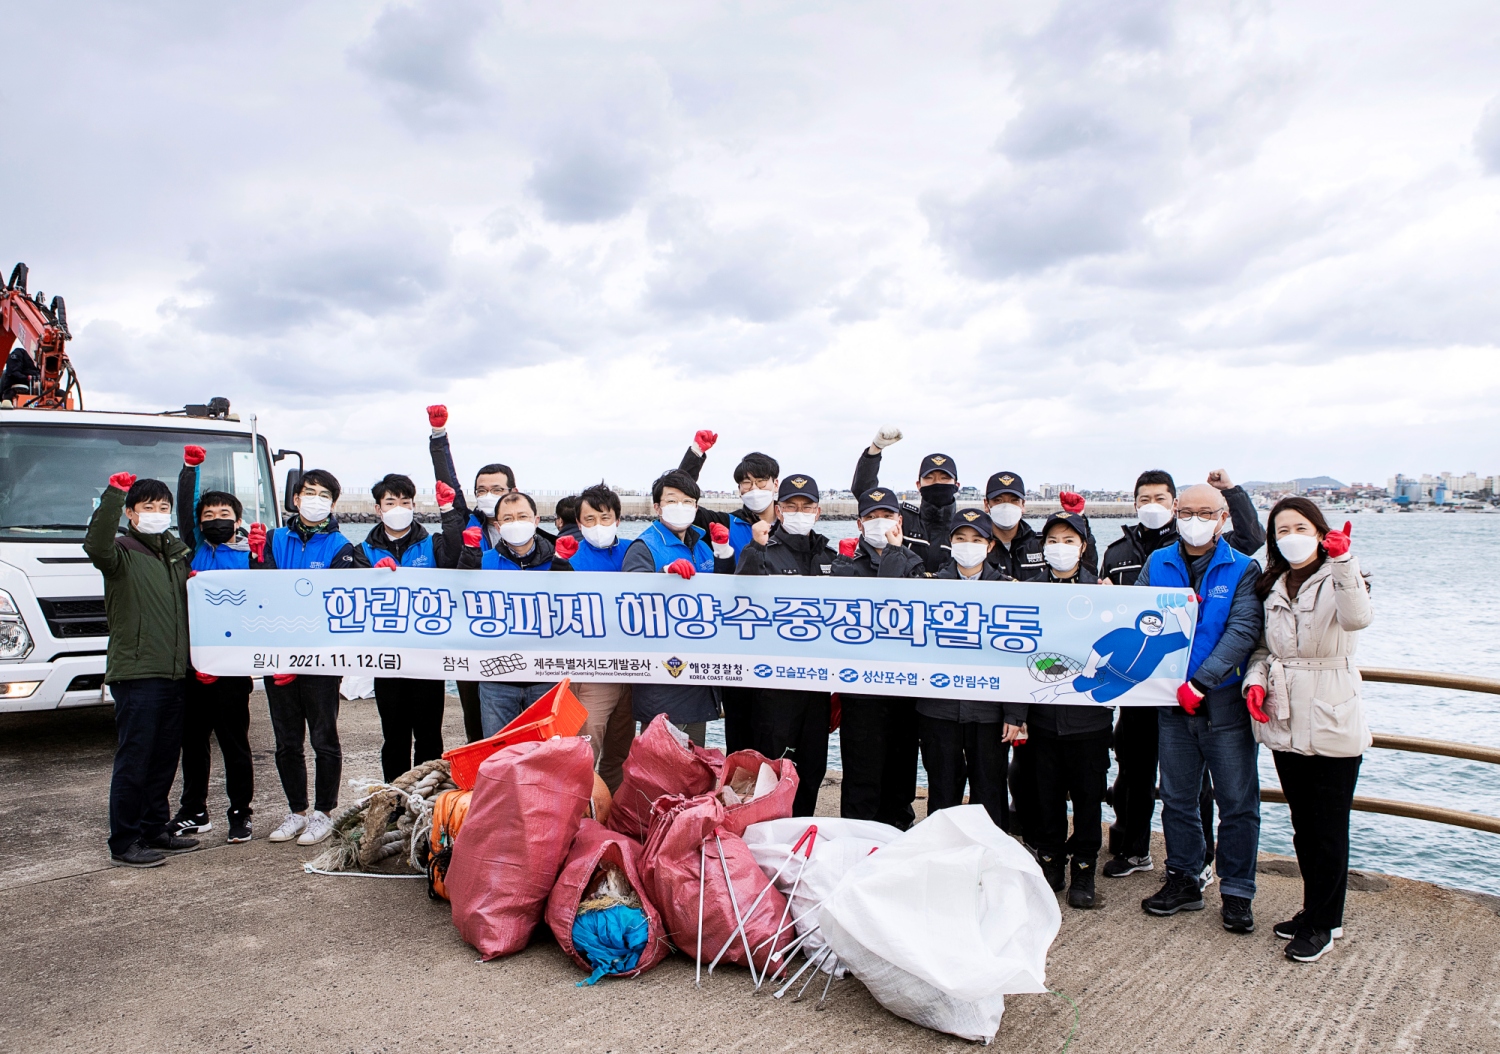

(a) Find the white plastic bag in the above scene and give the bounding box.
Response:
[818,805,1060,1043]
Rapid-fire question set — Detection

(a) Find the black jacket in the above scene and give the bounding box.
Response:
[428,431,555,546]
[677,445,771,540]
[1002,564,1113,737]
[735,528,837,577]
[350,506,467,569]
[988,517,1046,581]
[851,448,954,574]
[456,533,573,572]
[830,538,930,579]
[932,560,1013,581]
[1101,485,1264,586]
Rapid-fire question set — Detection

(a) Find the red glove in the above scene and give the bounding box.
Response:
[462,526,482,548]
[183,445,206,466]
[693,429,719,455]
[1246,684,1269,723]
[839,537,858,558]
[108,472,137,491]
[1060,491,1085,514]
[188,570,197,578]
[554,535,579,560]
[427,404,448,428]
[272,674,297,686]
[247,523,268,562]
[374,557,398,570]
[665,558,696,579]
[435,481,456,507]
[195,671,219,685]
[1323,521,1352,559]
[709,523,730,546]
[1176,680,1204,715]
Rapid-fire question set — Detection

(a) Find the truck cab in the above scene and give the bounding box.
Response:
[0,407,280,711]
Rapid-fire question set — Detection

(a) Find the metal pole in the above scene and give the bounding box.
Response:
[250,413,261,526]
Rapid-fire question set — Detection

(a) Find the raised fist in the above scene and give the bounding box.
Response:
[108,472,137,491]
[871,426,903,450]
[554,535,579,560]
[435,481,455,507]
[374,557,398,570]
[183,445,206,466]
[247,523,268,562]
[709,523,730,546]
[665,558,696,579]
[750,519,772,546]
[838,537,858,558]
[462,526,483,548]
[1207,469,1233,491]
[426,404,448,428]
[1060,491,1085,514]
[693,429,719,455]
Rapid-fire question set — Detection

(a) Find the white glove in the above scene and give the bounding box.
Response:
[711,540,735,560]
[872,425,903,449]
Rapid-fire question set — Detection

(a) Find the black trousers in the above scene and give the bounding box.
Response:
[839,694,918,830]
[1275,751,1362,930]
[918,715,1009,831]
[178,675,254,819]
[374,678,446,783]
[722,686,757,755]
[264,675,342,814]
[457,681,485,743]
[1108,706,1219,863]
[1032,732,1111,863]
[108,678,186,855]
[1009,741,1039,845]
[752,689,829,817]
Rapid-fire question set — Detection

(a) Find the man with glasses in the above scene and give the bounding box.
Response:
[1136,484,1265,936]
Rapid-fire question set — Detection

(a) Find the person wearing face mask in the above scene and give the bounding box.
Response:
[458,491,574,736]
[167,445,257,845]
[1137,484,1265,935]
[252,468,357,850]
[621,470,734,747]
[85,472,196,868]
[850,426,961,574]
[981,471,1045,579]
[831,487,929,829]
[351,473,466,782]
[734,475,837,816]
[1244,500,1368,964]
[1101,468,1265,883]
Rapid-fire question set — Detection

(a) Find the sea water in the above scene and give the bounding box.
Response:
[343,511,1500,895]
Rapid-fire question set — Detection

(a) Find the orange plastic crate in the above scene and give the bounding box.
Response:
[442,678,587,790]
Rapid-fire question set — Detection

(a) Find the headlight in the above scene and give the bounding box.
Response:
[0,590,34,661]
[0,681,41,698]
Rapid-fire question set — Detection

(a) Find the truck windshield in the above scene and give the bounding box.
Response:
[0,423,278,542]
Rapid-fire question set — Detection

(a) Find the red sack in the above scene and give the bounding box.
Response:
[608,715,725,839]
[447,737,595,960]
[716,750,798,836]
[641,794,792,972]
[546,820,669,979]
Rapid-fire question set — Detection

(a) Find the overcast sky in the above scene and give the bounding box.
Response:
[6,0,1499,494]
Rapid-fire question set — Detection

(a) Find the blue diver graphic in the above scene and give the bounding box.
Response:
[1030,594,1194,704]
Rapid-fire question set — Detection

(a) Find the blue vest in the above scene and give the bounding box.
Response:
[1144,537,1252,686]
[270,526,348,570]
[567,538,626,572]
[727,515,756,561]
[361,535,435,568]
[191,542,250,572]
[480,544,553,571]
[635,520,716,574]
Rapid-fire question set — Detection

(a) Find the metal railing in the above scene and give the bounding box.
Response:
[1259,667,1500,835]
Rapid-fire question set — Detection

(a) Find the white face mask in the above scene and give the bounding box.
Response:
[381,506,414,532]
[1177,515,1219,547]
[1044,542,1080,572]
[1277,533,1319,565]
[741,488,774,512]
[581,523,617,549]
[780,511,817,536]
[298,495,333,523]
[1137,502,1174,530]
[951,541,989,569]
[862,518,896,548]
[660,502,697,530]
[135,511,171,535]
[475,492,503,516]
[989,503,1023,529]
[499,520,537,547]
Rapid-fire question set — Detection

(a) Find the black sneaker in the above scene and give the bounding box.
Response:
[1067,858,1098,910]
[226,814,253,844]
[145,832,201,854]
[111,841,166,868]
[1142,870,1205,916]
[1102,853,1153,878]
[168,812,212,836]
[1221,894,1255,933]
[1039,854,1066,892]
[1274,914,1343,941]
[1286,928,1335,962]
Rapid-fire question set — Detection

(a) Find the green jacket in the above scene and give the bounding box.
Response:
[84,485,193,683]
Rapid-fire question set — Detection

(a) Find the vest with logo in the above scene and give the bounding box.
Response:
[191,542,250,572]
[1144,536,1252,687]
[270,526,348,570]
[635,520,715,573]
[567,539,626,572]
[360,535,435,568]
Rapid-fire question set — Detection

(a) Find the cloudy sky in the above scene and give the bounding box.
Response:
[6,0,1500,494]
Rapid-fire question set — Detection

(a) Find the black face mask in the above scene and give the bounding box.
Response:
[919,483,959,507]
[200,519,236,545]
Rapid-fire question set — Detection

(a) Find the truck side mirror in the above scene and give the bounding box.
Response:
[284,468,302,515]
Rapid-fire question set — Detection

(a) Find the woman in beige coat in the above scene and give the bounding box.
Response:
[1243,496,1370,964]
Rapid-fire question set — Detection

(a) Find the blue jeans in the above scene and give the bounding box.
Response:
[477,682,554,738]
[1157,690,1262,900]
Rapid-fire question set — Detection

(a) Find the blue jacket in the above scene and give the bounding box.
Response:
[265,522,355,570]
[622,521,716,574]
[458,533,573,573]
[567,537,627,572]
[361,535,435,567]
[1141,537,1262,691]
[191,542,251,572]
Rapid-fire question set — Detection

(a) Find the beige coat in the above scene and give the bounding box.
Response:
[1245,553,1372,757]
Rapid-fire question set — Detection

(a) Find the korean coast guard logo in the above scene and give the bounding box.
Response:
[870,490,886,501]
[930,456,947,466]
[664,656,686,678]
[790,477,809,489]
[998,474,1016,485]
[961,510,982,524]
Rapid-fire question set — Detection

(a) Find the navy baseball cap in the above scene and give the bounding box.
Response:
[778,474,819,502]
[857,487,901,516]
[1041,511,1088,542]
[949,507,994,540]
[986,471,1025,499]
[918,453,958,480]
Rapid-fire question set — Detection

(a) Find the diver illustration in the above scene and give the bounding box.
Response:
[1029,593,1195,704]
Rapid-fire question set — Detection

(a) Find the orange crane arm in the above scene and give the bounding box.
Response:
[2,263,78,409]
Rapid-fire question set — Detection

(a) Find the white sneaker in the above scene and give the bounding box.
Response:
[268,812,308,843]
[297,810,334,846]
[1199,862,1217,889]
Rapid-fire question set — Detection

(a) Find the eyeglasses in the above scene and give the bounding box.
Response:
[1177,510,1222,522]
